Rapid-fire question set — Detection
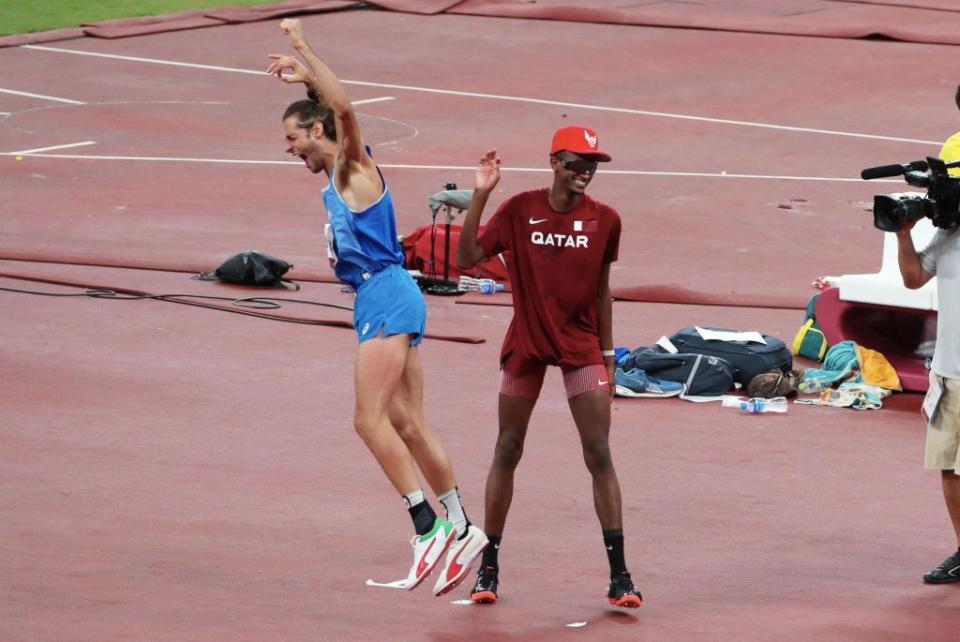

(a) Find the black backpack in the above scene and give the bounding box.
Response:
[620,346,735,396]
[197,250,297,289]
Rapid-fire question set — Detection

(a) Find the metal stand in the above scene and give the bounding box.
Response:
[422,182,463,296]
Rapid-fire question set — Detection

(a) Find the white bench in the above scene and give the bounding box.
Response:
[836,217,938,310]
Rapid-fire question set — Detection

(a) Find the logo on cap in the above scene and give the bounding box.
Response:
[550,125,611,162]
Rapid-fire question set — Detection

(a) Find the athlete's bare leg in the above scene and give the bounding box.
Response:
[354,333,421,495]
[568,389,621,530]
[388,344,456,494]
[482,394,537,535]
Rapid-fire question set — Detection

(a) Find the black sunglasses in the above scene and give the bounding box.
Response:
[557,158,599,175]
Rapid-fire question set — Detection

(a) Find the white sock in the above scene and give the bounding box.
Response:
[403,489,425,509]
[438,487,468,537]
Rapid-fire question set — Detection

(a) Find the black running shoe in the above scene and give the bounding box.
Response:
[470,566,498,603]
[607,571,642,608]
[923,549,960,584]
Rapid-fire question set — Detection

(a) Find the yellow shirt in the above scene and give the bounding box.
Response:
[940,131,960,176]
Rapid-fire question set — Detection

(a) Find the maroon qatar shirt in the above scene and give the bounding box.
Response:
[477,188,621,371]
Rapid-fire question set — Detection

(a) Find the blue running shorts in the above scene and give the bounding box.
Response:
[353,264,426,346]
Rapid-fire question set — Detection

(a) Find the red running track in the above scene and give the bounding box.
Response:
[2,5,959,641]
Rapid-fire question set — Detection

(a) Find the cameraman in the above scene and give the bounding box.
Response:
[897,154,960,582]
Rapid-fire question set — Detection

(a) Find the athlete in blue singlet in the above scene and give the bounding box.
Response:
[267,18,486,595]
[321,151,426,345]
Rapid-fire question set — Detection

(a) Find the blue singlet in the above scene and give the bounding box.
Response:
[322,160,404,290]
[322,155,425,346]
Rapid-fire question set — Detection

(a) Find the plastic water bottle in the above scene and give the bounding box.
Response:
[458,276,504,293]
[798,377,829,393]
[721,397,788,414]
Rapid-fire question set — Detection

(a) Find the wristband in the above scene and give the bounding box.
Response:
[602,349,615,357]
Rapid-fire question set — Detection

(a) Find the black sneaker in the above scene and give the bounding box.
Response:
[923,549,960,584]
[607,572,642,608]
[470,566,498,603]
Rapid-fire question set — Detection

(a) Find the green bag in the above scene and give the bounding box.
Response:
[791,294,828,362]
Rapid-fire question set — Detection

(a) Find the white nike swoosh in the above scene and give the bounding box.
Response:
[599,380,608,385]
[528,218,547,225]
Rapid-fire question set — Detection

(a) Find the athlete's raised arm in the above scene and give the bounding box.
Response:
[267,18,367,170]
[458,149,501,269]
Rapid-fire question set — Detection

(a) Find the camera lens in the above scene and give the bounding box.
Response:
[873,194,930,232]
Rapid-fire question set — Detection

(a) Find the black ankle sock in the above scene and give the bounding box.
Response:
[481,534,502,569]
[409,501,437,536]
[603,529,627,578]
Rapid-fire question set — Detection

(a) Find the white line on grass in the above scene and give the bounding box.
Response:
[0,151,903,182]
[9,140,97,155]
[21,45,938,146]
[0,86,84,105]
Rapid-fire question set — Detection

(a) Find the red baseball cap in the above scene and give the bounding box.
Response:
[549,125,611,162]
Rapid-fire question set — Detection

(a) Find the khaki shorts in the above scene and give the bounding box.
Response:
[924,372,960,473]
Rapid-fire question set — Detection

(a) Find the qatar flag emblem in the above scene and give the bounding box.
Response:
[573,220,597,232]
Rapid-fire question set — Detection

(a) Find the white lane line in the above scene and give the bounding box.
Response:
[0,151,904,182]
[385,164,890,183]
[352,96,395,106]
[0,111,10,115]
[24,44,266,75]
[21,45,937,145]
[0,152,296,165]
[0,86,85,105]
[9,140,97,155]
[337,82,941,146]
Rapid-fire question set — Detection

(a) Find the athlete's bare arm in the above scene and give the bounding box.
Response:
[597,261,615,398]
[458,149,501,268]
[267,19,380,206]
[278,19,363,164]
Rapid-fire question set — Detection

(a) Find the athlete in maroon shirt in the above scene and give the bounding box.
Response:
[457,126,642,608]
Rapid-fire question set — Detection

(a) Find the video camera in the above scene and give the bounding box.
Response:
[861,156,960,232]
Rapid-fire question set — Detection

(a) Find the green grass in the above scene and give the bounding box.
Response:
[0,1,280,37]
